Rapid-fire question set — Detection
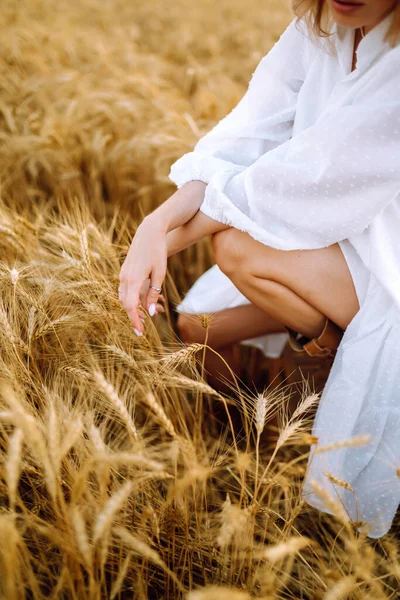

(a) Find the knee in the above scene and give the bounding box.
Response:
[211,229,245,277]
[176,312,205,344]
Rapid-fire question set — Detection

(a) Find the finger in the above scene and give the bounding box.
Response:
[137,278,149,310]
[158,294,165,303]
[156,303,165,314]
[123,288,143,335]
[146,278,164,316]
[118,279,126,303]
[128,310,144,336]
[139,289,147,311]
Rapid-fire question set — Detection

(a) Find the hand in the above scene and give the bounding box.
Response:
[119,219,167,335]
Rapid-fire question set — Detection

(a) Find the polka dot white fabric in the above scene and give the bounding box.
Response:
[169,12,400,538]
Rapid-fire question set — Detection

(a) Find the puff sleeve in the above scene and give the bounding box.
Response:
[198,81,400,250]
[168,17,313,189]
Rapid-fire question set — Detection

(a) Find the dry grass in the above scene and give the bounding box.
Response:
[0,0,399,598]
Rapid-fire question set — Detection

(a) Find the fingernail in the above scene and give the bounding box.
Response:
[134,328,143,337]
[140,317,145,323]
[148,303,156,317]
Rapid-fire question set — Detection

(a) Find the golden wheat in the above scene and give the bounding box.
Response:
[0,0,399,598]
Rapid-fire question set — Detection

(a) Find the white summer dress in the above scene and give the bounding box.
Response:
[168,12,400,538]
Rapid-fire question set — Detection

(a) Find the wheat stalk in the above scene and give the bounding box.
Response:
[290,393,320,421]
[255,392,267,436]
[217,494,251,548]
[89,424,107,454]
[322,577,355,600]
[13,214,39,234]
[71,507,93,569]
[62,366,93,381]
[276,420,303,449]
[61,249,82,268]
[0,305,29,352]
[261,536,312,563]
[9,268,19,286]
[158,343,203,369]
[80,229,91,270]
[59,416,83,460]
[114,527,164,565]
[104,344,136,366]
[254,393,268,494]
[47,403,60,474]
[301,434,319,446]
[4,387,57,499]
[33,315,73,339]
[0,3,398,596]
[6,428,24,511]
[324,472,355,493]
[27,306,36,343]
[110,552,132,600]
[199,313,210,329]
[93,480,133,544]
[144,391,178,439]
[315,434,372,454]
[310,479,349,524]
[114,527,184,591]
[102,451,166,472]
[93,371,138,440]
[165,374,223,397]
[0,224,17,239]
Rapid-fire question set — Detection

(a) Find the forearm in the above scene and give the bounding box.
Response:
[142,178,229,256]
[167,210,229,257]
[144,180,208,234]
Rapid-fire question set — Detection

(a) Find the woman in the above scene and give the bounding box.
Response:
[119,0,400,538]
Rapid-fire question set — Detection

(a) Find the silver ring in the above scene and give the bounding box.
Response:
[150,285,162,293]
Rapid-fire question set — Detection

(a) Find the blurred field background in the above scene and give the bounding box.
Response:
[0,0,399,598]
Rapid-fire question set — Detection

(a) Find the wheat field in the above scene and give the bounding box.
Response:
[0,0,399,598]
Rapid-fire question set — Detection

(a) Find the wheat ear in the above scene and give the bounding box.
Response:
[144,392,177,439]
[93,481,133,544]
[315,434,371,454]
[6,428,24,511]
[71,507,92,568]
[94,371,138,440]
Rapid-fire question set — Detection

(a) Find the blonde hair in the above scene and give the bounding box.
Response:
[292,0,400,48]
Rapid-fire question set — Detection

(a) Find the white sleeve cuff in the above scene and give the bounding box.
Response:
[168,151,245,189]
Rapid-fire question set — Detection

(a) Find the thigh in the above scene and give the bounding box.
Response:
[220,230,360,329]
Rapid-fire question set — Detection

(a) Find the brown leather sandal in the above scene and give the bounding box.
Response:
[286,317,344,360]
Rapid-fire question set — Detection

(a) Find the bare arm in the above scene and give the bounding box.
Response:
[145,179,229,255]
[145,180,208,232]
[165,209,229,257]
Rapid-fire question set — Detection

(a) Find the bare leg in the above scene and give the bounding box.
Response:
[177,303,287,392]
[212,229,360,334]
[178,230,359,394]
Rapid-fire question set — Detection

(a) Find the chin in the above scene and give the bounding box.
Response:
[330,9,365,29]
[328,1,368,29]
[331,15,362,28]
